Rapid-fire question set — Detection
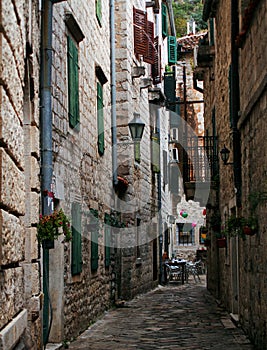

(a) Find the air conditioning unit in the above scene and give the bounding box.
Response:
[170,128,179,142]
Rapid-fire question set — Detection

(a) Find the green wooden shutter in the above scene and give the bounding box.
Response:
[67,36,79,128]
[209,18,214,46]
[90,209,99,271]
[71,203,82,275]
[163,150,168,185]
[164,72,176,112]
[97,82,105,155]
[151,132,160,173]
[162,3,167,37]
[168,36,177,65]
[96,0,102,24]
[104,214,111,268]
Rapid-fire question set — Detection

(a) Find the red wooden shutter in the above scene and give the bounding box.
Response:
[133,7,148,59]
[144,21,154,64]
[152,36,161,84]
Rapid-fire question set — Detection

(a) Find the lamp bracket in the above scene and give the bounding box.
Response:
[131,66,146,79]
[140,77,153,90]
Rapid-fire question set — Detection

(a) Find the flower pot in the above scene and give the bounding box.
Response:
[217,238,227,248]
[243,225,256,236]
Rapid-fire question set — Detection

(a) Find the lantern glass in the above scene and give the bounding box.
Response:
[220,145,230,164]
[128,113,145,142]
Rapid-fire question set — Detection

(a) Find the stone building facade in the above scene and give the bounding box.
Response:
[198,0,267,348]
[0,1,42,349]
[0,0,178,347]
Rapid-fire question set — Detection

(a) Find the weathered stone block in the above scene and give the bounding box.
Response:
[31,263,40,296]
[30,227,39,261]
[30,157,40,191]
[0,209,24,266]
[0,34,23,118]
[0,309,27,350]
[30,125,40,158]
[0,267,24,330]
[30,192,40,225]
[0,87,24,168]
[0,149,25,215]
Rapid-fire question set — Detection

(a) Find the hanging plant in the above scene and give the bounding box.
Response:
[222,216,258,238]
[37,209,72,245]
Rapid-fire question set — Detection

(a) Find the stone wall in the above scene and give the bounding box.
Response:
[201,0,267,348]
[238,1,267,347]
[49,0,114,341]
[0,0,42,349]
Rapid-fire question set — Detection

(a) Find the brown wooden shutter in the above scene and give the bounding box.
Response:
[133,7,148,59]
[152,36,161,84]
[144,21,154,64]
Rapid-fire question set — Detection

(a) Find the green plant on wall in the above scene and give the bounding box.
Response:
[37,209,72,244]
[222,215,258,238]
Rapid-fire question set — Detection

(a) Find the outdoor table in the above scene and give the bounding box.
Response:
[165,259,187,284]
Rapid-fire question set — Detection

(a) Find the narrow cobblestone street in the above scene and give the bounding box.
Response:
[67,276,254,350]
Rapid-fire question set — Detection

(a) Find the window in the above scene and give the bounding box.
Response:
[96,0,102,25]
[162,3,167,37]
[97,82,104,155]
[71,202,82,275]
[90,209,99,271]
[67,36,80,128]
[133,7,155,64]
[177,223,194,246]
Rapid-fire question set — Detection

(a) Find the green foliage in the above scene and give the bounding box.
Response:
[37,209,72,244]
[222,216,258,238]
[173,0,207,38]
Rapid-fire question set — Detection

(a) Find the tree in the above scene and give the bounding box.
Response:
[173,0,207,38]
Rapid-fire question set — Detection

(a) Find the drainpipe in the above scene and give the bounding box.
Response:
[40,0,53,216]
[156,108,163,284]
[110,0,118,186]
[231,0,242,208]
[40,0,66,346]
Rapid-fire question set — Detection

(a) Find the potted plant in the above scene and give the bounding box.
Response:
[217,237,227,248]
[223,215,258,239]
[37,209,72,248]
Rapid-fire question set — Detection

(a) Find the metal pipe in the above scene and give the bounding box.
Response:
[110,0,118,186]
[156,108,163,284]
[40,0,53,216]
[231,0,242,208]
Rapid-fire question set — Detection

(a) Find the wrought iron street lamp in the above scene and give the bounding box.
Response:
[128,112,145,142]
[220,144,233,165]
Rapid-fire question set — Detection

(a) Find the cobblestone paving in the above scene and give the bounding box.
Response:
[68,276,254,349]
